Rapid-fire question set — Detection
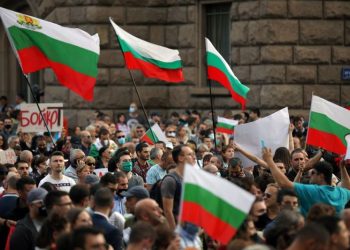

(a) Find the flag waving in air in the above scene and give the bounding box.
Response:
[216,116,238,135]
[140,123,169,145]
[180,165,255,244]
[0,7,100,101]
[307,95,350,155]
[205,38,249,109]
[110,18,184,83]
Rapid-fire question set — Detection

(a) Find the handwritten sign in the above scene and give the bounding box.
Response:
[19,103,63,133]
[0,149,17,164]
[93,168,108,177]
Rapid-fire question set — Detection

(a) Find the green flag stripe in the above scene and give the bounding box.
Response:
[8,26,98,77]
[118,37,182,69]
[146,129,159,143]
[216,122,235,130]
[183,183,247,229]
[206,52,249,98]
[309,111,350,147]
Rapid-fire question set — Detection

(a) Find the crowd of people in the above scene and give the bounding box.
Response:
[0,97,350,250]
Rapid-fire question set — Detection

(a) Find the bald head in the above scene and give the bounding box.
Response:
[19,150,33,164]
[203,164,219,175]
[134,198,163,226]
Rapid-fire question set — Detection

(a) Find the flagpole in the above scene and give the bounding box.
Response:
[208,80,218,152]
[304,92,314,150]
[112,29,156,142]
[24,74,56,148]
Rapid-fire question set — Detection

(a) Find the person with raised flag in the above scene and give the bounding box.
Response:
[0,7,100,101]
[307,95,350,156]
[205,38,250,109]
[180,161,255,245]
[110,18,184,83]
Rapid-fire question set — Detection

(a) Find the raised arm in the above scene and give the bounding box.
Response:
[340,160,350,190]
[234,142,268,168]
[304,150,323,172]
[262,147,294,189]
[288,124,295,152]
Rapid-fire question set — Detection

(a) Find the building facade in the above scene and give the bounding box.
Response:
[0,0,349,126]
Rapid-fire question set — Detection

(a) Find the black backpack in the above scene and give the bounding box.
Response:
[150,173,182,215]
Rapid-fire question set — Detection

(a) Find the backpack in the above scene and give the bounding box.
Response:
[150,172,182,213]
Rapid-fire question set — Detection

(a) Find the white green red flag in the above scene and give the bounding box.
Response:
[216,116,238,135]
[0,7,100,101]
[180,165,255,244]
[307,95,350,155]
[110,18,184,83]
[205,38,249,109]
[141,123,169,145]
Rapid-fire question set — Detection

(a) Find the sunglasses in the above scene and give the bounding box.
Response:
[86,162,95,166]
[117,135,125,139]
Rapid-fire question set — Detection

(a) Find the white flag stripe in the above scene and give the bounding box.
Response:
[311,95,350,129]
[0,8,100,54]
[110,18,180,63]
[184,165,255,213]
[217,116,238,127]
[150,123,170,144]
[345,135,350,160]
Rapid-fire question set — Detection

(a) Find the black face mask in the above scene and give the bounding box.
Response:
[117,188,127,195]
[4,124,11,130]
[38,205,47,218]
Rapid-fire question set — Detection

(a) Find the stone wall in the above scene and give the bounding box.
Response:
[25,0,350,126]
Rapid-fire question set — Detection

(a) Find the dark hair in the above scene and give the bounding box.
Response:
[273,147,292,170]
[277,188,297,204]
[0,134,8,150]
[228,157,242,168]
[69,184,90,206]
[98,146,109,157]
[307,203,336,223]
[44,190,69,211]
[250,107,260,117]
[67,208,90,228]
[290,148,304,158]
[172,145,185,164]
[15,160,29,168]
[316,216,342,235]
[33,155,48,168]
[98,127,109,137]
[36,212,69,248]
[94,187,114,207]
[314,161,333,185]
[136,142,148,153]
[129,222,156,244]
[100,173,118,186]
[50,151,64,159]
[233,114,242,121]
[108,147,130,172]
[40,182,57,192]
[293,222,330,246]
[16,176,35,191]
[114,171,127,181]
[71,227,104,249]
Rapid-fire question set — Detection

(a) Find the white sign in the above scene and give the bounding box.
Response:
[19,103,63,133]
[94,168,108,177]
[235,107,290,167]
[0,149,17,164]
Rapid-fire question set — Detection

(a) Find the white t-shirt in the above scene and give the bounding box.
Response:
[38,174,76,192]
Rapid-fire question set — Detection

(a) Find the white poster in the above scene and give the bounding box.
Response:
[19,103,63,133]
[235,107,290,167]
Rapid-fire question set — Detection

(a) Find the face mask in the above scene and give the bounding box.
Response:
[117,137,126,145]
[4,124,11,130]
[121,161,133,172]
[209,133,214,140]
[129,107,136,113]
[167,132,176,138]
[117,188,128,195]
[103,140,109,146]
[38,205,47,218]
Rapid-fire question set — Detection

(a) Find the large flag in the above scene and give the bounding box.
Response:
[140,123,169,145]
[216,116,238,135]
[180,165,255,244]
[110,18,184,83]
[205,38,250,109]
[0,7,100,101]
[235,108,290,167]
[307,95,350,155]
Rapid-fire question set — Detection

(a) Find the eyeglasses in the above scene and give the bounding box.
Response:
[117,135,125,139]
[86,162,95,166]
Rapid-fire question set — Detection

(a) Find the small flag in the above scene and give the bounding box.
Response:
[110,18,184,83]
[140,123,169,145]
[216,116,238,135]
[205,38,249,109]
[307,96,350,155]
[0,7,100,101]
[180,165,255,244]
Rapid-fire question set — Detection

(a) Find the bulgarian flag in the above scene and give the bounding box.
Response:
[180,165,255,244]
[141,123,169,145]
[0,7,100,101]
[206,38,249,109]
[216,116,238,135]
[307,95,350,155]
[110,18,184,83]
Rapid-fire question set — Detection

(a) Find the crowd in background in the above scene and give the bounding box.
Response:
[0,94,349,250]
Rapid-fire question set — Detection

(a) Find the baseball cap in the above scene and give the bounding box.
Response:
[121,186,149,199]
[27,188,48,204]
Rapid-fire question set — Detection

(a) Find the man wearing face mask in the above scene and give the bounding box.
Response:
[89,127,118,159]
[113,171,129,215]
[1,117,16,141]
[126,102,147,129]
[10,188,48,250]
[115,130,126,148]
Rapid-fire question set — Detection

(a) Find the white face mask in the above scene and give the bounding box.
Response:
[129,107,136,113]
[103,140,109,145]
